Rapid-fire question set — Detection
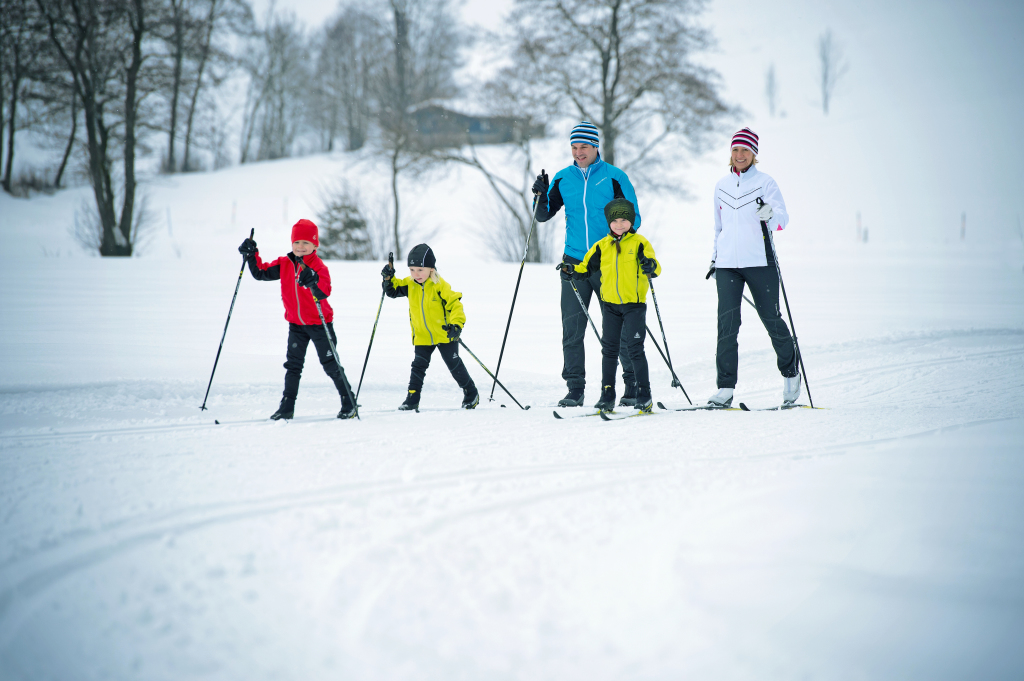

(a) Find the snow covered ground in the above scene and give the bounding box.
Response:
[2,151,1023,678]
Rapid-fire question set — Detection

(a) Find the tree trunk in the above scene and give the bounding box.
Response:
[391,145,401,258]
[112,0,145,256]
[54,92,77,188]
[2,44,20,193]
[166,0,184,172]
[183,0,217,172]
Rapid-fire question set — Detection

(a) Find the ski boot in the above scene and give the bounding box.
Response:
[634,385,653,412]
[707,388,733,409]
[557,387,585,407]
[593,385,616,412]
[337,393,357,420]
[783,373,802,405]
[399,389,420,412]
[618,382,638,407]
[462,382,480,409]
[270,396,295,420]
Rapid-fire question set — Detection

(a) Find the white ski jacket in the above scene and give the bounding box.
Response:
[712,165,789,268]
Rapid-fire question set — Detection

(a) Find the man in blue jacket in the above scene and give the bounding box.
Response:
[534,121,642,407]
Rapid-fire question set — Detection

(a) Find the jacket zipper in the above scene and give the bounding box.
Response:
[581,166,590,249]
[419,282,433,345]
[614,240,624,303]
[293,260,306,324]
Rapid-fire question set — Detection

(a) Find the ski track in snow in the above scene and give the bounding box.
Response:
[1,231,1023,677]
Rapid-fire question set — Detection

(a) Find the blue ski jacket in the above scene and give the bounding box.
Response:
[535,155,642,261]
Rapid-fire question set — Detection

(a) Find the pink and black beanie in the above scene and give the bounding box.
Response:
[291,219,319,248]
[569,121,600,148]
[731,128,759,155]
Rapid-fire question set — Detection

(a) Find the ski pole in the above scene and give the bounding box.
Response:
[645,274,684,390]
[458,339,530,410]
[645,326,692,404]
[297,259,360,419]
[757,198,814,408]
[568,276,603,344]
[355,252,394,402]
[200,228,253,411]
[489,190,541,402]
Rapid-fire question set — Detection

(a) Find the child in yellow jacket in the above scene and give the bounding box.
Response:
[561,198,661,412]
[382,243,478,411]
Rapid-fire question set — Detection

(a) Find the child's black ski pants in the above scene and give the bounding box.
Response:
[283,322,348,399]
[408,343,472,393]
[600,302,650,390]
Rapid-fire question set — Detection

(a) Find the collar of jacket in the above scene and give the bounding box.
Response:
[286,252,315,268]
[574,154,604,179]
[731,164,757,178]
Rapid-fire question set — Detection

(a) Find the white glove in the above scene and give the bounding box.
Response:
[756,201,774,222]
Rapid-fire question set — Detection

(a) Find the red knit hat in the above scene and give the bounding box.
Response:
[291,219,319,248]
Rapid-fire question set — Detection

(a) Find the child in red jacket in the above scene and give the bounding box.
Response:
[238,219,355,420]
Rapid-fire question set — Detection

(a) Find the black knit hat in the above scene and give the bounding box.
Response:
[604,198,636,226]
[407,243,436,268]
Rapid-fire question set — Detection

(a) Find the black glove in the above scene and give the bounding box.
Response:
[705,260,716,280]
[442,324,462,341]
[557,262,574,281]
[238,238,257,258]
[381,262,396,279]
[640,256,657,276]
[297,266,319,288]
[532,170,549,196]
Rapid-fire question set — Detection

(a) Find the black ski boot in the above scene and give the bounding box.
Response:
[462,382,479,409]
[558,387,585,407]
[593,385,616,411]
[634,385,653,412]
[399,389,420,412]
[618,382,638,406]
[270,396,295,420]
[337,393,357,420]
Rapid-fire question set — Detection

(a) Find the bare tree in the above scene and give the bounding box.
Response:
[372,0,464,257]
[1,0,49,193]
[765,62,777,118]
[497,0,731,189]
[37,0,155,256]
[239,8,309,163]
[312,6,380,152]
[818,29,849,115]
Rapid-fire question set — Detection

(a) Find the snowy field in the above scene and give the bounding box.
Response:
[2,151,1024,679]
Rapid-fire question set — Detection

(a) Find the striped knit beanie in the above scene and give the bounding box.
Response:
[569,121,600,148]
[731,128,758,155]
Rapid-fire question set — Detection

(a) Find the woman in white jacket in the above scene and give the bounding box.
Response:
[706,128,800,407]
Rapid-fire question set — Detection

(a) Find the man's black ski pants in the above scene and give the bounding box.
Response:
[560,253,634,390]
[715,266,798,389]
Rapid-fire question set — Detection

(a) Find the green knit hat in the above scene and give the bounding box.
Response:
[604,198,636,226]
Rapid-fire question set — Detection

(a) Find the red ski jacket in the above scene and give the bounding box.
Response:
[247,251,334,324]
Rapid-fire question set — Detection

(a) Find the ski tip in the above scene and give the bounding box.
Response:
[552,410,563,419]
[501,404,507,408]
[656,401,667,410]
[739,403,750,411]
[524,405,531,410]
[214,419,220,424]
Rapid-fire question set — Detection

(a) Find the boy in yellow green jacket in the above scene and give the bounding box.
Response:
[382,243,478,411]
[561,198,660,412]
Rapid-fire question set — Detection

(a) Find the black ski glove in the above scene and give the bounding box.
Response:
[442,324,462,341]
[297,266,319,288]
[640,256,657,276]
[705,260,716,280]
[381,262,396,279]
[238,238,257,258]
[531,170,549,197]
[557,262,574,282]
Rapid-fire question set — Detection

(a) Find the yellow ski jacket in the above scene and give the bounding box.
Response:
[573,231,661,304]
[385,275,467,345]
